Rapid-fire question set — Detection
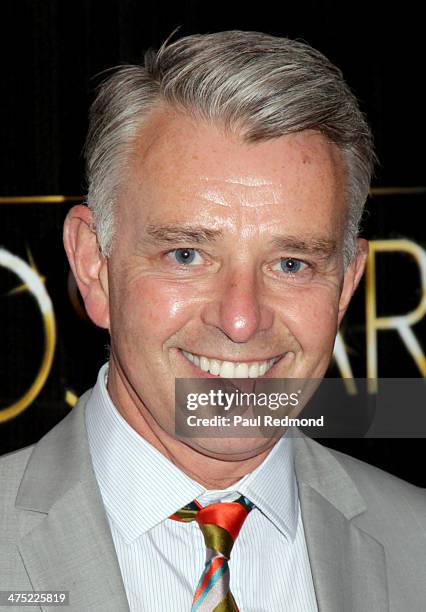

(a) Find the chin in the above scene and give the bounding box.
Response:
[180,435,279,461]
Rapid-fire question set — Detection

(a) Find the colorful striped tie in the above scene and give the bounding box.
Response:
[170,495,254,611]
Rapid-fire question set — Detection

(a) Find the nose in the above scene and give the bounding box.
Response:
[200,268,274,343]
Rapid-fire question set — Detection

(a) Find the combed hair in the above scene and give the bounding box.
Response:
[85,30,376,266]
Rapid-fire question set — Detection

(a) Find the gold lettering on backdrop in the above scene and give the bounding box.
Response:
[65,389,78,407]
[332,333,358,394]
[0,248,56,423]
[366,239,426,392]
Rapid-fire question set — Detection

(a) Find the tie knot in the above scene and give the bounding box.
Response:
[171,495,254,559]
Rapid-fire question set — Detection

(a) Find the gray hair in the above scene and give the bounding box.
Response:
[85,30,375,267]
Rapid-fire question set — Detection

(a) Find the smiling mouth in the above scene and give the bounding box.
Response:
[180,350,283,378]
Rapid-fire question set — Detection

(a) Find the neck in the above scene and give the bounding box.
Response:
[106,360,276,489]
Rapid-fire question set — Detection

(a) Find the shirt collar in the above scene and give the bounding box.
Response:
[86,363,299,543]
[237,432,299,541]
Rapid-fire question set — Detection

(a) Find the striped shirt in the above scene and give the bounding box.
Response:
[86,363,318,611]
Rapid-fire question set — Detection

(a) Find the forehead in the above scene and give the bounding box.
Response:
[120,107,347,232]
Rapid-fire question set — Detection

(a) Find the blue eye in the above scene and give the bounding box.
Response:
[170,248,201,265]
[280,258,304,273]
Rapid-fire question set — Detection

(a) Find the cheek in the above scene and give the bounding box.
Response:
[276,287,340,348]
[110,277,200,344]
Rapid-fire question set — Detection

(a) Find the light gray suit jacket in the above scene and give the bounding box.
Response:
[1,389,425,611]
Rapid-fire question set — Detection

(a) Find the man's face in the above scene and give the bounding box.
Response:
[100,109,364,455]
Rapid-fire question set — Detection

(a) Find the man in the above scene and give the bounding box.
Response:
[1,30,425,612]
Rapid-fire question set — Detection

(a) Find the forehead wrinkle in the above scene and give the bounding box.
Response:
[198,179,281,208]
[200,188,230,207]
[200,176,274,187]
[143,223,223,245]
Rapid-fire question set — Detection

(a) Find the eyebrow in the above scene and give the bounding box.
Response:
[270,235,338,259]
[143,224,337,259]
[144,224,223,245]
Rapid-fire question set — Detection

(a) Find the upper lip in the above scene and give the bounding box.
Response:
[180,349,284,363]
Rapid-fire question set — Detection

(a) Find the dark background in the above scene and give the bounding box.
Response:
[1,1,425,484]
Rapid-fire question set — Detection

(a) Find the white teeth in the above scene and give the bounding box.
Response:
[210,359,221,375]
[258,362,267,376]
[182,350,194,363]
[234,363,249,378]
[182,350,280,378]
[219,361,235,377]
[248,363,260,378]
[200,356,210,372]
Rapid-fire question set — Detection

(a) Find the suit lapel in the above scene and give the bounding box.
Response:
[15,391,129,612]
[294,436,389,612]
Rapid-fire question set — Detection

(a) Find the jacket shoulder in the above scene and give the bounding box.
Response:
[327,444,426,526]
[0,444,35,496]
[0,445,35,540]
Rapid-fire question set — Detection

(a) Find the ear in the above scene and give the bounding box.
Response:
[63,205,110,329]
[337,238,368,326]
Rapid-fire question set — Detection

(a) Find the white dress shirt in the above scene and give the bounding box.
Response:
[86,363,318,611]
